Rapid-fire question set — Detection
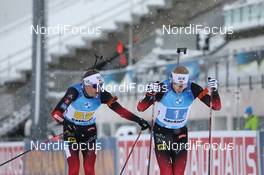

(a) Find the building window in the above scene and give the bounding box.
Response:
[251,4,259,22]
[242,6,250,23]
[261,3,264,20]
[233,8,241,24]
[225,10,232,26]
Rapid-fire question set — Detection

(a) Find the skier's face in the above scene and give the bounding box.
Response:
[172,83,186,93]
[84,83,103,97]
[171,71,189,93]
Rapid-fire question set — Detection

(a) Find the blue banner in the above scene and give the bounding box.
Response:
[235,51,262,65]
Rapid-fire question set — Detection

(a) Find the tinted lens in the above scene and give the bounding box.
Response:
[92,84,97,89]
[92,83,103,89]
[173,82,183,87]
[173,82,187,89]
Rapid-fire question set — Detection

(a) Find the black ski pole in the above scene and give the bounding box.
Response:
[147,95,156,175]
[119,131,142,175]
[207,77,214,175]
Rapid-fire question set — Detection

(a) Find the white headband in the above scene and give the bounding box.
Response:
[83,73,104,86]
[171,72,189,84]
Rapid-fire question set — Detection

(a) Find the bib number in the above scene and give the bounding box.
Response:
[73,111,94,121]
[165,108,187,121]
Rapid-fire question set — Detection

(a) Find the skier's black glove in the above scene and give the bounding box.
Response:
[62,119,77,133]
[136,118,151,130]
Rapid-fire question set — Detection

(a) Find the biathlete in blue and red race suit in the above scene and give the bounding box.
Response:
[137,66,221,175]
[51,69,150,175]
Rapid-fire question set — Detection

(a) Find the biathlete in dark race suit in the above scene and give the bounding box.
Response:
[51,69,150,175]
[137,66,221,175]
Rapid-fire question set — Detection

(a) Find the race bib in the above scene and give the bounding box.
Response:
[73,111,94,121]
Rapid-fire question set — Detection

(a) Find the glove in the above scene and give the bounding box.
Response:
[136,118,151,130]
[208,77,218,91]
[62,119,77,132]
[147,81,160,95]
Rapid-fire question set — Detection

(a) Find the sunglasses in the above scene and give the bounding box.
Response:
[90,83,104,89]
[172,82,186,88]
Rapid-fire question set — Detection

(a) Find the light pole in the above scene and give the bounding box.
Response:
[31,0,47,139]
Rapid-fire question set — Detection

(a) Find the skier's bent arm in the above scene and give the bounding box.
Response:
[191,83,221,111]
[101,91,150,130]
[137,82,165,112]
[137,94,155,112]
[110,102,143,122]
[101,91,141,121]
[51,87,79,124]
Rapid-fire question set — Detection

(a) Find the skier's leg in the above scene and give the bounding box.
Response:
[153,124,173,175]
[172,127,188,175]
[155,148,173,175]
[82,145,96,175]
[172,149,187,175]
[80,125,97,175]
[64,132,80,175]
[66,147,80,175]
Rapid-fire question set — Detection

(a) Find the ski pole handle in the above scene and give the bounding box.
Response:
[177,48,187,54]
[176,48,187,67]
